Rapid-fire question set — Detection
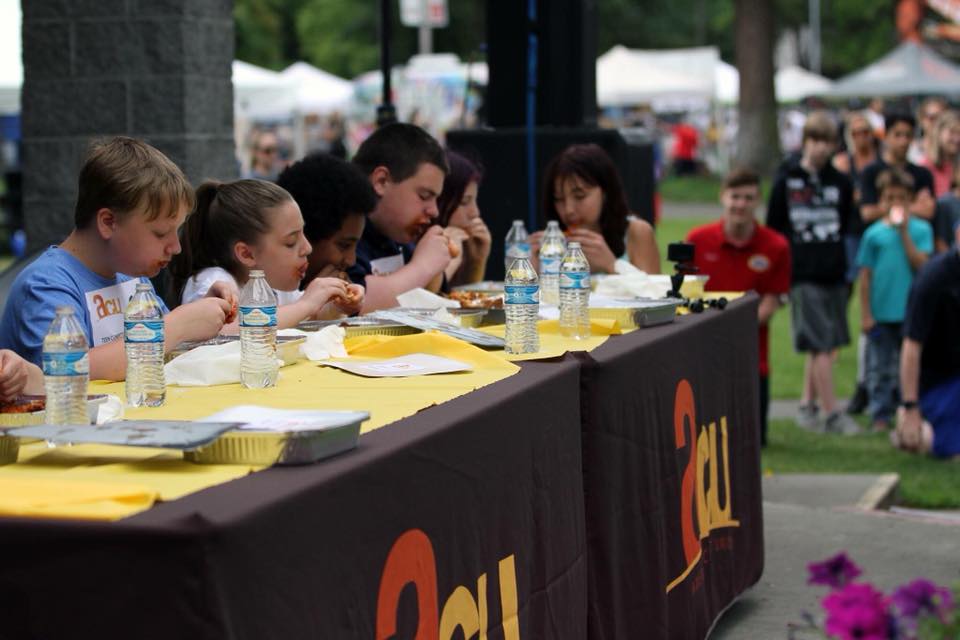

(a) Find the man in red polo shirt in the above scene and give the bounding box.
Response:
[686,168,792,446]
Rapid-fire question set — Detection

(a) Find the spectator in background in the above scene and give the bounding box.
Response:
[895,220,960,458]
[933,163,960,253]
[533,143,660,275]
[436,151,490,287]
[865,98,886,137]
[686,168,791,446]
[245,130,282,181]
[860,112,936,225]
[833,110,879,415]
[856,169,932,432]
[918,110,960,198]
[908,96,947,164]
[671,122,699,176]
[766,111,859,435]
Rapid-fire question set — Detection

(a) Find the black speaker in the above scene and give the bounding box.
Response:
[447,127,655,280]
[485,0,597,128]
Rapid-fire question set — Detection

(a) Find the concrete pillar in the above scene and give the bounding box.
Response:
[21,0,237,250]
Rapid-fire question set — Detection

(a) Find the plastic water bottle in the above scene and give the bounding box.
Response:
[124,281,166,407]
[504,257,540,355]
[504,219,530,274]
[42,306,89,424]
[538,220,567,305]
[239,269,278,388]
[559,242,591,339]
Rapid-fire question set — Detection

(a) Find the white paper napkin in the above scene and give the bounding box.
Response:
[165,341,248,387]
[396,287,460,309]
[297,325,348,361]
[95,394,124,424]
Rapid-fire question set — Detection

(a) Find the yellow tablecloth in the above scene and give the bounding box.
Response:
[0,332,520,521]
[481,319,620,361]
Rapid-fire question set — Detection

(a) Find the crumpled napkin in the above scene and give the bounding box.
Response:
[296,325,347,361]
[594,261,673,299]
[396,287,459,309]
[95,395,124,424]
[164,341,249,387]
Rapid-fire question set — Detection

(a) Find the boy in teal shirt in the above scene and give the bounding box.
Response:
[857,168,934,430]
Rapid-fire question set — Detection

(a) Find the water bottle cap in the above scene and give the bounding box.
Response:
[249,269,265,278]
[135,281,152,291]
[567,241,581,249]
[546,220,559,229]
[55,305,75,315]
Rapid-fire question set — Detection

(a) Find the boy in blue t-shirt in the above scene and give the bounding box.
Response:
[856,168,934,430]
[0,137,235,381]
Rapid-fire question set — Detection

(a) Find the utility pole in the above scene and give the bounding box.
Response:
[809,0,821,73]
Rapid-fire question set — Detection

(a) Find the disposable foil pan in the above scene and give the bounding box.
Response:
[184,421,362,466]
[298,317,420,338]
[589,299,680,329]
[0,434,18,465]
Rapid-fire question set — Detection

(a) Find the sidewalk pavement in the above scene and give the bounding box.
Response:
[709,474,960,638]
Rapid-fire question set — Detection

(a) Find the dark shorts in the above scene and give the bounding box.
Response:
[790,282,850,353]
[921,375,960,458]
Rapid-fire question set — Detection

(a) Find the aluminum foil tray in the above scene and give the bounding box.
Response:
[297,317,420,338]
[184,420,361,466]
[0,395,109,428]
[589,299,680,329]
[0,434,18,465]
[167,335,305,365]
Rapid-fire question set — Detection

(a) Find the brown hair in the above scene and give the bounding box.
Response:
[542,144,631,257]
[169,179,293,300]
[74,136,194,229]
[802,111,838,144]
[875,168,915,197]
[721,167,760,191]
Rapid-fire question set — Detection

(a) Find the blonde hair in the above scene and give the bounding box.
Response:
[925,110,960,169]
[843,111,873,151]
[75,136,194,229]
[803,110,838,144]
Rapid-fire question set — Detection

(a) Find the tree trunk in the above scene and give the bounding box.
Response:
[734,0,781,175]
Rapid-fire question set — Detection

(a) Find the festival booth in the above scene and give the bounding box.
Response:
[823,41,960,98]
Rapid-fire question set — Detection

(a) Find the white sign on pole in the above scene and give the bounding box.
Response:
[399,0,448,28]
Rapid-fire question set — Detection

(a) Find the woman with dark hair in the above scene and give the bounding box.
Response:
[533,144,660,274]
[436,151,491,285]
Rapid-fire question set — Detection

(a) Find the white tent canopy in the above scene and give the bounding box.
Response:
[597,45,717,110]
[233,60,353,120]
[599,45,832,108]
[0,0,22,115]
[280,62,353,113]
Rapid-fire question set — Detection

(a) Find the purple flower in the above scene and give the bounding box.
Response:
[892,578,954,622]
[822,583,892,640]
[808,552,863,589]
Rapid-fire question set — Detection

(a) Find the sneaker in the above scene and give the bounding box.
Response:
[824,411,862,436]
[846,384,869,415]
[796,404,820,431]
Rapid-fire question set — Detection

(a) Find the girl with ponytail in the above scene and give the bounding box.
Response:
[170,179,364,328]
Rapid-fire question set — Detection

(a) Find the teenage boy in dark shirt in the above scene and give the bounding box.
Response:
[349,123,452,312]
[767,111,859,434]
[860,112,936,224]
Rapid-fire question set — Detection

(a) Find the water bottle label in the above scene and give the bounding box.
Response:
[42,352,89,376]
[540,256,560,275]
[504,284,539,304]
[560,272,591,290]
[239,305,278,327]
[124,320,164,343]
[507,242,531,258]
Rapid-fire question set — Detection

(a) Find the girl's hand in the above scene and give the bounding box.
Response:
[333,283,365,316]
[301,277,349,315]
[464,218,492,260]
[566,228,617,274]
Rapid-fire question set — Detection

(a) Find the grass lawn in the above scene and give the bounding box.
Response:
[763,419,960,508]
[659,174,772,204]
[654,214,858,401]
